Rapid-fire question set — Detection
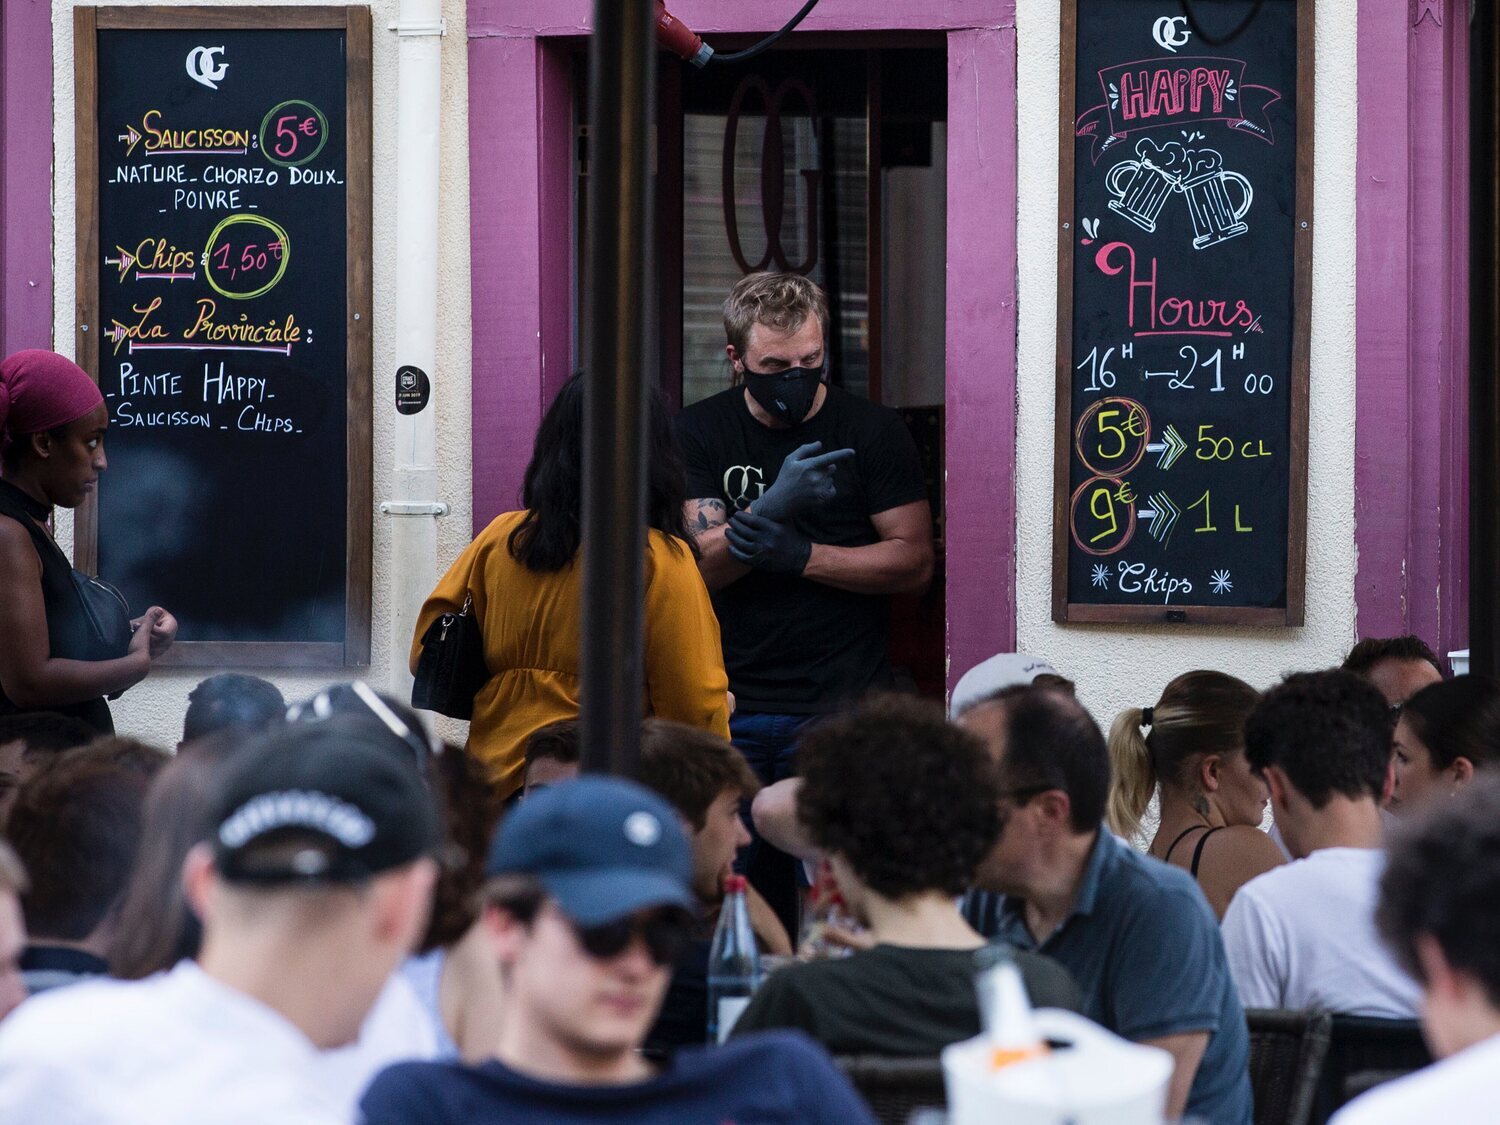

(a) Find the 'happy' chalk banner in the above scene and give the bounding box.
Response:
[1051,0,1312,627]
[1075,56,1283,161]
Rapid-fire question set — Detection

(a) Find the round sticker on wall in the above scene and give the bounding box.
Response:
[395,365,431,415]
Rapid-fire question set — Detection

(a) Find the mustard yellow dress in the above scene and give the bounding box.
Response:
[411,510,731,797]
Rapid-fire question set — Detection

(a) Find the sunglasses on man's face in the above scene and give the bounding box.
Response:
[568,908,694,967]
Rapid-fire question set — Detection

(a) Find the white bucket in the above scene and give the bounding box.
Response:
[942,1009,1174,1125]
[1449,649,1470,676]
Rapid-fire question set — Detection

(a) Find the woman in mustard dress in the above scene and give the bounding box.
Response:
[412,375,730,797]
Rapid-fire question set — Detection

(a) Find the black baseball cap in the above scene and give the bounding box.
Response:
[210,717,440,884]
[487,776,694,926]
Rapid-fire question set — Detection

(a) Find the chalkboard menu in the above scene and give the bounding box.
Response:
[74,7,372,666]
[1052,0,1311,625]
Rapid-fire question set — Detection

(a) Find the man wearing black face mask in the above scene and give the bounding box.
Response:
[674,273,934,925]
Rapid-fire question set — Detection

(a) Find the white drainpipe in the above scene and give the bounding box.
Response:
[381,0,447,700]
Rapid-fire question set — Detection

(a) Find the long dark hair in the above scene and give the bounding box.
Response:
[1401,675,1500,771]
[108,733,244,979]
[421,741,506,952]
[507,373,697,572]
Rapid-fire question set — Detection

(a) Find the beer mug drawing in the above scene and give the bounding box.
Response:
[1110,159,1176,234]
[1180,148,1253,250]
[1105,143,1182,234]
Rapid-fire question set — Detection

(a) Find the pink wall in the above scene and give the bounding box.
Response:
[467,37,573,520]
[945,27,1019,673]
[466,1,1018,690]
[469,0,1472,683]
[1,0,54,355]
[1354,0,1469,661]
[469,1,1015,37]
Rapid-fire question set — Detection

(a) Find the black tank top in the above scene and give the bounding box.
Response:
[1163,824,1223,880]
[0,478,113,733]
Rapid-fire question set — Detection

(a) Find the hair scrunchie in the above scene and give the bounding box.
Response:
[0,350,104,448]
[1141,706,1155,728]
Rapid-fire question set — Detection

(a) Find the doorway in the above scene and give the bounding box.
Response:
[576,43,950,696]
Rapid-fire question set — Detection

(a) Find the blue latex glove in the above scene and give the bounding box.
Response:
[752,442,856,522]
[726,511,812,575]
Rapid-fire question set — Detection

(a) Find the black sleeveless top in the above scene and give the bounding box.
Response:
[0,478,114,733]
[1163,824,1223,879]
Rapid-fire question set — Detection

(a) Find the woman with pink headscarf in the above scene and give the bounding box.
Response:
[0,350,176,732]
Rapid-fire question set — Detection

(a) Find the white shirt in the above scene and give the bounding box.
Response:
[1222,847,1421,1017]
[0,961,347,1124]
[317,966,442,1105]
[1330,1031,1500,1124]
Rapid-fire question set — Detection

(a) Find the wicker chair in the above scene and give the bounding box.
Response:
[1245,1009,1333,1125]
[835,1055,946,1125]
[1309,1016,1431,1123]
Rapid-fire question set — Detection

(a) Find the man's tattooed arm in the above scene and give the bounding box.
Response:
[687,498,729,537]
[681,498,746,590]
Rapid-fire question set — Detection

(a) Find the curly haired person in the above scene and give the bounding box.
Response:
[731,695,1079,1055]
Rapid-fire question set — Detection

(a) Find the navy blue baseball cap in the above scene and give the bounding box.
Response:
[487,776,694,927]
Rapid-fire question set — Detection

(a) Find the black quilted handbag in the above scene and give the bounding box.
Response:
[411,592,489,719]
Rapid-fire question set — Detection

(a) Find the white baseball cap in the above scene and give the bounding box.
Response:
[950,653,1062,718]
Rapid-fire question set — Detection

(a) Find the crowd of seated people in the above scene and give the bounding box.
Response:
[0,631,1489,1122]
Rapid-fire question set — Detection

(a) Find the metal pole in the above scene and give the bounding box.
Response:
[580,0,655,775]
[1472,0,1500,677]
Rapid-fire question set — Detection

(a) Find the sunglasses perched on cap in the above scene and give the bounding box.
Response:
[286,681,438,772]
[567,906,694,967]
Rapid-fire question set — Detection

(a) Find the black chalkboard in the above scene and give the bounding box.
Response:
[75,8,372,666]
[1052,0,1311,625]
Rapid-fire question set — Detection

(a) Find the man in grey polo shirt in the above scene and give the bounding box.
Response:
[959,686,1251,1125]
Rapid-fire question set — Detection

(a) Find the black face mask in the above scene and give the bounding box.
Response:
[742,363,824,425]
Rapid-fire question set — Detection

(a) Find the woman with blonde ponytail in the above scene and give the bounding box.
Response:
[1106,670,1285,919]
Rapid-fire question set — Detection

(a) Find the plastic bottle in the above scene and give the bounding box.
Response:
[974,943,1048,1071]
[799,861,862,960]
[707,874,761,1043]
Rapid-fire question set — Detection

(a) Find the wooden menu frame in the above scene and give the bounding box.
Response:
[1051,0,1313,627]
[72,6,372,669]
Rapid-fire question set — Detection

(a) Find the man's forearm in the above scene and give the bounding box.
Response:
[752,779,820,861]
[686,499,751,591]
[1139,1031,1208,1120]
[802,538,933,596]
[694,526,752,590]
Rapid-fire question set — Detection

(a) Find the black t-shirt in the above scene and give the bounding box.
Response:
[731,943,1084,1057]
[644,937,710,1053]
[360,1030,876,1125]
[674,385,928,712]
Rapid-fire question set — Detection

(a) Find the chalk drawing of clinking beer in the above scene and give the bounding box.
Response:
[1105,138,1253,250]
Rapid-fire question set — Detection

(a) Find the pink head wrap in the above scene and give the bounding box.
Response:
[0,350,105,446]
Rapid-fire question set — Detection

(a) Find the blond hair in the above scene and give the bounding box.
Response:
[722,272,829,364]
[1106,671,1260,841]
